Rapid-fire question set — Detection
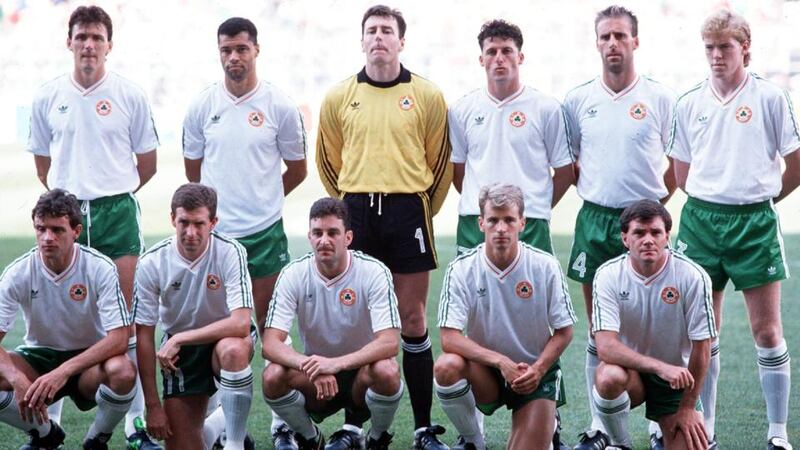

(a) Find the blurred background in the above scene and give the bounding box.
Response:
[2,0,800,238]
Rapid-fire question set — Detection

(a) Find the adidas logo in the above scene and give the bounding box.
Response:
[170,281,182,291]
[474,116,485,125]
[619,291,630,301]
[350,101,360,109]
[57,105,68,114]
[697,115,709,124]
[210,115,221,124]
[767,266,777,276]
[587,108,598,118]
[30,289,39,299]
[477,287,486,297]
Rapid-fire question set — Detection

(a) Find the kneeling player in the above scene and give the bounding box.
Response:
[263,198,403,450]
[435,183,576,450]
[134,184,255,450]
[592,200,715,450]
[0,189,136,448]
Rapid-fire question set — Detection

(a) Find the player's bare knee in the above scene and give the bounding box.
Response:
[215,338,251,370]
[433,352,467,385]
[594,362,628,395]
[399,311,427,337]
[753,324,783,348]
[262,363,291,397]
[368,358,401,393]
[103,355,136,391]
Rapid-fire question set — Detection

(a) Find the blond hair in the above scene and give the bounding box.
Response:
[478,183,525,217]
[701,9,751,67]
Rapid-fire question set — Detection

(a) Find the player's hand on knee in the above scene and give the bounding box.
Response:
[157,338,182,372]
[671,407,707,450]
[510,364,544,395]
[300,355,340,380]
[146,404,172,440]
[313,374,338,400]
[658,364,694,390]
[25,368,68,414]
[499,359,527,385]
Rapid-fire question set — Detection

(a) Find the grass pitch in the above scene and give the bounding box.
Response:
[0,235,797,449]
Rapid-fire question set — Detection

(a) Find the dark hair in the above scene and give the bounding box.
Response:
[218,17,258,44]
[68,6,113,41]
[361,5,406,39]
[620,199,672,233]
[477,20,523,50]
[595,5,638,37]
[171,183,218,219]
[309,197,351,230]
[32,189,82,229]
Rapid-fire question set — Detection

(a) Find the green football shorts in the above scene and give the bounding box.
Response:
[676,197,787,291]
[14,346,95,411]
[78,193,144,259]
[477,362,565,415]
[640,372,702,421]
[307,369,370,424]
[235,219,290,278]
[567,201,626,284]
[456,215,553,255]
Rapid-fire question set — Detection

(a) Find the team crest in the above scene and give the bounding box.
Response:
[735,106,753,123]
[206,274,221,290]
[661,287,680,304]
[339,288,356,306]
[509,111,526,127]
[629,103,647,120]
[69,284,87,301]
[398,95,415,111]
[95,100,112,116]
[248,111,265,127]
[515,281,533,299]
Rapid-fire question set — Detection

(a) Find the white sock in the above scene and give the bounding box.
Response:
[592,387,631,448]
[46,399,63,425]
[435,379,486,450]
[757,339,791,441]
[0,390,52,435]
[264,389,316,440]
[219,367,253,450]
[586,336,605,433]
[124,336,146,437]
[266,336,292,436]
[86,384,135,440]
[701,339,720,439]
[203,404,226,450]
[365,381,403,439]
[648,420,662,439]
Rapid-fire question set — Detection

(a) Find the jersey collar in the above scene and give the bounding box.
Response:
[484,86,526,108]
[172,237,211,271]
[708,73,749,106]
[70,72,109,97]
[314,251,353,288]
[357,65,412,88]
[481,243,522,281]
[222,80,262,105]
[626,250,670,286]
[600,75,640,101]
[39,243,79,284]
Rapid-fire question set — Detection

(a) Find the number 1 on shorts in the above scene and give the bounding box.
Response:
[415,227,427,254]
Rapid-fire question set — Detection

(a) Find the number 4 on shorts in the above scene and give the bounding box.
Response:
[572,252,587,279]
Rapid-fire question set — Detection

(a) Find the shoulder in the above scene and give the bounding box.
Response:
[750,73,788,99]
[280,252,314,278]
[640,76,677,100]
[0,248,37,282]
[259,82,300,111]
[186,83,219,113]
[408,71,445,101]
[211,231,249,259]
[32,75,69,102]
[322,75,358,103]
[670,251,710,282]
[139,237,172,263]
[520,243,561,270]
[675,79,707,107]
[109,72,150,100]
[522,86,562,112]
[79,245,118,275]
[446,246,480,273]
[563,78,598,102]
[351,251,392,276]
[595,253,627,279]
[450,88,482,112]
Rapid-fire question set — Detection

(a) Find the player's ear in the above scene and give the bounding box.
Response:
[209,216,218,230]
[72,223,83,240]
[398,37,405,53]
[518,51,524,64]
[478,215,485,232]
[107,39,113,54]
[621,232,630,249]
[633,36,639,50]
[345,229,353,247]
[170,212,177,228]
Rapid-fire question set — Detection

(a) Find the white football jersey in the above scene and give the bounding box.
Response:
[266,251,400,357]
[438,243,576,364]
[449,86,573,220]
[28,72,159,200]
[592,250,716,367]
[183,81,307,237]
[133,232,253,335]
[0,244,129,350]
[668,73,800,204]
[563,76,674,208]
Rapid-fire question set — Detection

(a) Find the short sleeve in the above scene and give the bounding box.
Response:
[222,240,253,312]
[437,262,469,331]
[265,264,301,332]
[545,258,577,330]
[276,96,307,161]
[132,255,160,327]
[128,87,160,154]
[448,105,468,163]
[95,261,130,331]
[592,265,621,333]
[366,261,400,333]
[544,99,574,168]
[27,89,53,156]
[182,96,207,160]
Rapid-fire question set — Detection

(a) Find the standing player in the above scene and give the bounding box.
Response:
[262,198,403,450]
[592,200,715,450]
[0,189,136,449]
[133,184,255,450]
[668,10,800,450]
[316,5,451,448]
[449,20,574,255]
[435,183,576,450]
[562,6,676,449]
[27,6,159,446]
[182,18,306,447]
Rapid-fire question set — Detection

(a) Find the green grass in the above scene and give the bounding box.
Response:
[0,235,798,449]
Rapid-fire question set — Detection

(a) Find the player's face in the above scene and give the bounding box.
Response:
[361,15,404,66]
[621,217,669,267]
[479,204,525,253]
[308,215,353,266]
[595,16,638,75]
[172,207,217,260]
[219,32,260,83]
[34,215,81,264]
[704,33,748,80]
[480,37,524,86]
[67,22,112,75]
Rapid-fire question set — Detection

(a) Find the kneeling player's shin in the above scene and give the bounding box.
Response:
[435,379,485,449]
[220,367,253,447]
[86,384,135,440]
[365,381,403,440]
[264,389,317,440]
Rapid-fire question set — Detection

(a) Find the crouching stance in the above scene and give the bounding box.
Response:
[0,189,136,448]
[134,184,255,450]
[592,200,715,450]
[435,184,576,450]
[263,198,403,450]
